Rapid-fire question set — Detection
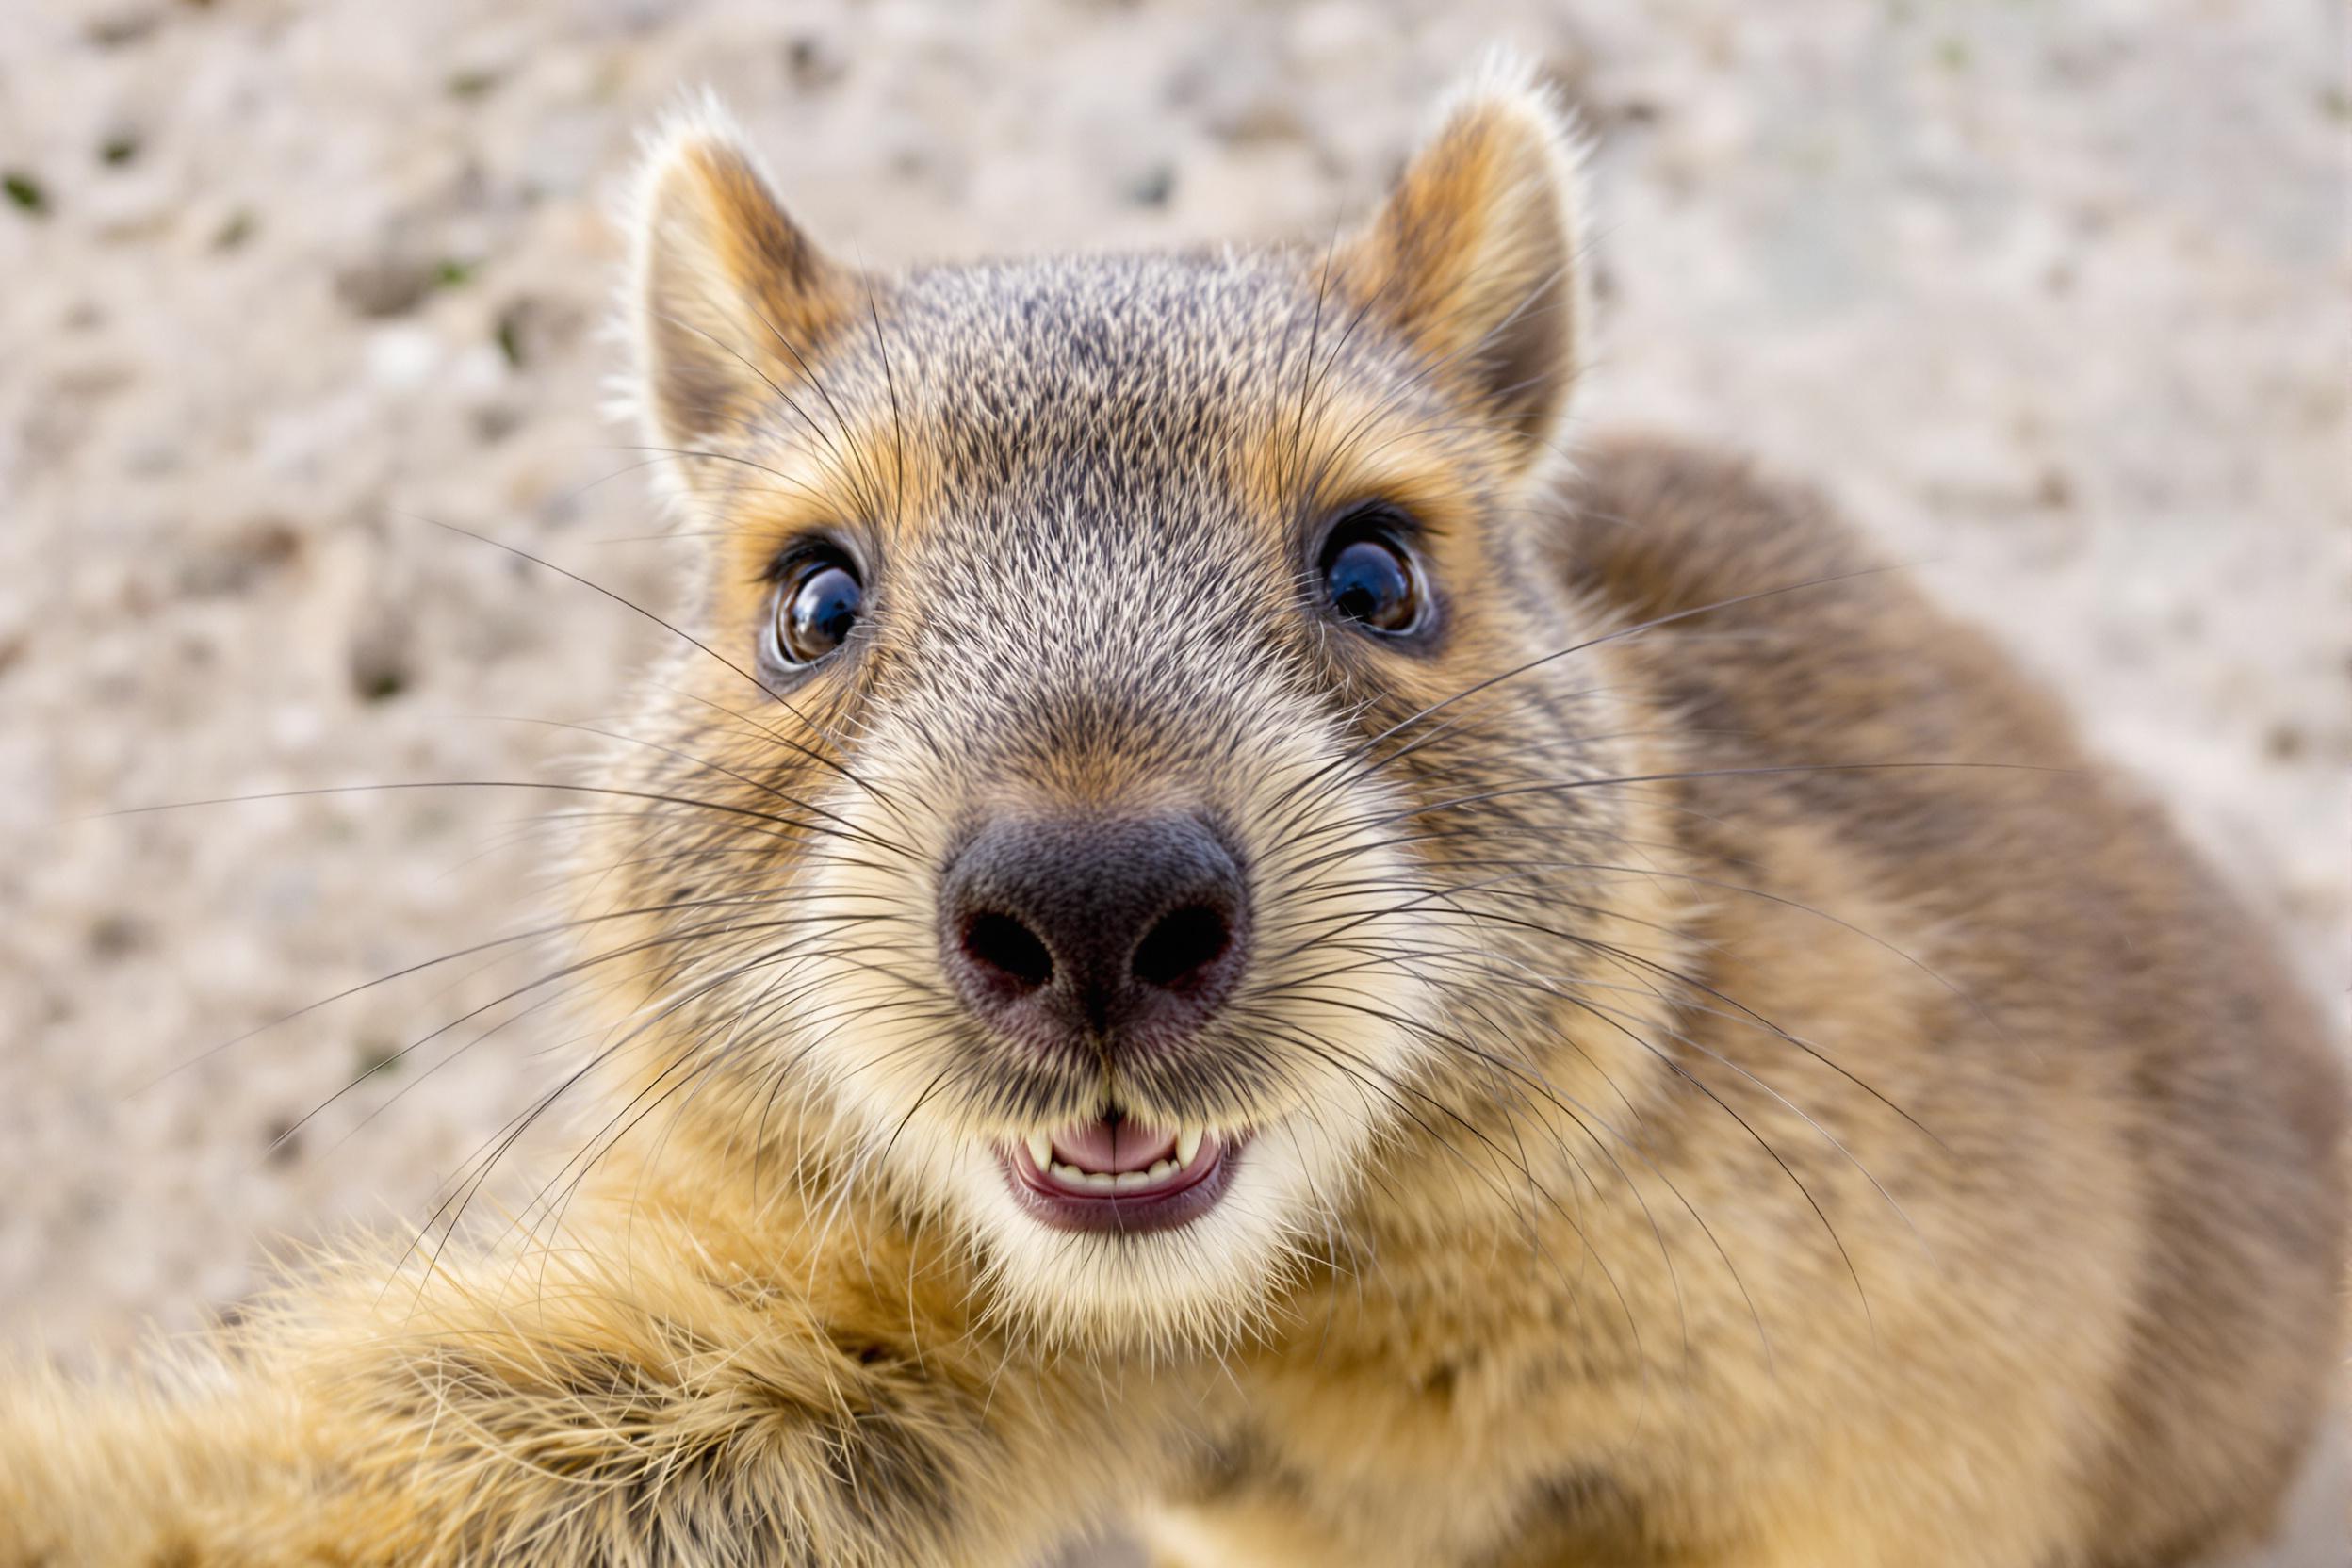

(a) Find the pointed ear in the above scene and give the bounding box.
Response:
[1337,57,1588,460]
[629,98,861,451]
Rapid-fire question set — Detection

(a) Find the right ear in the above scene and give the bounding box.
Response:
[629,97,861,452]
[1332,55,1588,463]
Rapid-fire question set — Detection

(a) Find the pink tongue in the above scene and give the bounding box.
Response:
[1051,1118,1178,1175]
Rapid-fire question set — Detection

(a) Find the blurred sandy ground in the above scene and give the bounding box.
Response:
[0,1,2344,1556]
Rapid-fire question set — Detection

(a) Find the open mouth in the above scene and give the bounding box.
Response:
[1001,1114,1239,1233]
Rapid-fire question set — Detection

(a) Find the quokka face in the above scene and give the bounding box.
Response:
[596,69,1649,1345]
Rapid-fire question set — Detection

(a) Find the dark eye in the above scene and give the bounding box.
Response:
[768,550,863,667]
[1318,511,1426,637]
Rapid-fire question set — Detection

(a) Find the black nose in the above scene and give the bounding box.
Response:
[939,813,1250,1054]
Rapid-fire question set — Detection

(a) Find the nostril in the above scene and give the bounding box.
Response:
[961,911,1054,994]
[1131,904,1233,992]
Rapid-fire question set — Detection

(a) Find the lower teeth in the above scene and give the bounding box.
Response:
[1026,1129,1212,1190]
[1044,1159,1185,1191]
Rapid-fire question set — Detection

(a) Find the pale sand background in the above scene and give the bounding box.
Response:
[1,0,2345,1556]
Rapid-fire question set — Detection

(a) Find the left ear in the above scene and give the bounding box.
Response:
[628,93,864,456]
[1337,56,1589,461]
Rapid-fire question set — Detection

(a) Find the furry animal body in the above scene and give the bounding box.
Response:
[5,57,2344,1568]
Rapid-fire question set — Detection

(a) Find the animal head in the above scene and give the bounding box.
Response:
[596,57,1652,1348]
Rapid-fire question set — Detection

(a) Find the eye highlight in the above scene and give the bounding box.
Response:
[1316,506,1428,638]
[766,547,864,669]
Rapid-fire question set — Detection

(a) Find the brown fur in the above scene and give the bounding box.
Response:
[5,57,2342,1568]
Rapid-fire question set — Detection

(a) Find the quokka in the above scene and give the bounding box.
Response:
[6,54,2343,1568]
